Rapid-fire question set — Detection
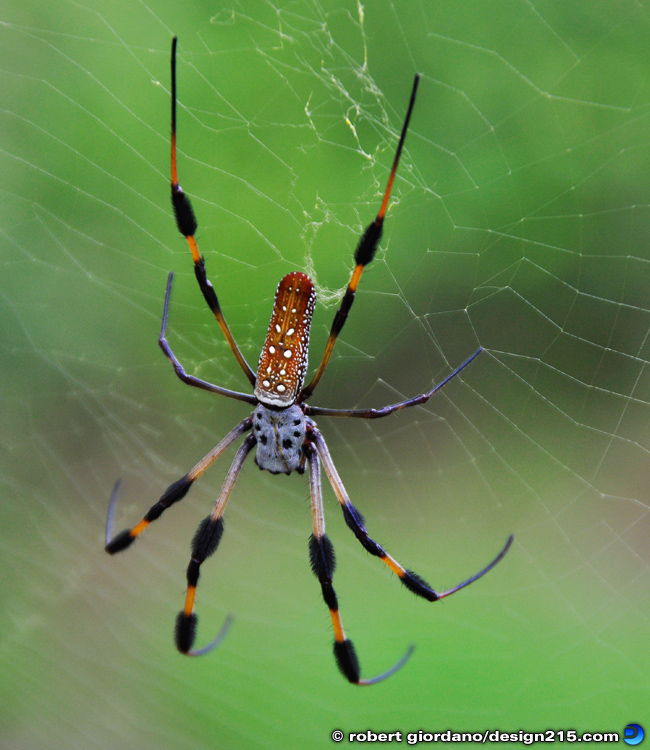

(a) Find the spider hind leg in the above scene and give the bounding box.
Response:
[170,36,256,385]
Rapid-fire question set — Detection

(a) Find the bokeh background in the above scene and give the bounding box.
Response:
[2,1,649,748]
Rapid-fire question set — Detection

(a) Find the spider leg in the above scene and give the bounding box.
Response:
[159,272,257,404]
[299,74,420,402]
[305,444,414,685]
[305,346,482,419]
[176,434,255,656]
[170,37,256,386]
[309,425,512,602]
[105,416,252,553]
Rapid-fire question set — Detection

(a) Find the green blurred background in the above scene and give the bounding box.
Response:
[2,1,649,748]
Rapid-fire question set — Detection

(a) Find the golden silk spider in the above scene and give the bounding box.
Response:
[105,37,513,685]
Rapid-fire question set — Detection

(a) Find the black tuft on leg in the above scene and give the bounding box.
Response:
[334,639,361,684]
[354,220,383,267]
[308,533,336,579]
[175,612,198,653]
[171,185,197,237]
[400,569,438,601]
[105,529,135,554]
[192,516,224,561]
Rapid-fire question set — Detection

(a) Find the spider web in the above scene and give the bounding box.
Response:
[2,1,650,748]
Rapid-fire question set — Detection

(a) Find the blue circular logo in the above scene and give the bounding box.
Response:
[624,724,644,746]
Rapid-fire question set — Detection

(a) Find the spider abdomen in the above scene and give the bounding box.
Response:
[253,404,306,475]
[254,272,316,407]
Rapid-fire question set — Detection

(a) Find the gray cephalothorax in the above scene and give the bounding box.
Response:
[252,403,306,474]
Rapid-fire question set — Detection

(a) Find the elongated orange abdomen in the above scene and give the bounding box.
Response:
[255,272,316,407]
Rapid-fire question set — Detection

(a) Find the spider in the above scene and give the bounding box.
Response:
[105,37,513,686]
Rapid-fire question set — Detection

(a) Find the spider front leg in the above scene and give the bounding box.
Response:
[170,37,256,386]
[305,444,413,685]
[105,417,252,553]
[176,434,255,656]
[309,425,513,602]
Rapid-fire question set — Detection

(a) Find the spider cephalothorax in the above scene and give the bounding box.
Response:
[105,36,512,686]
[252,403,306,475]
